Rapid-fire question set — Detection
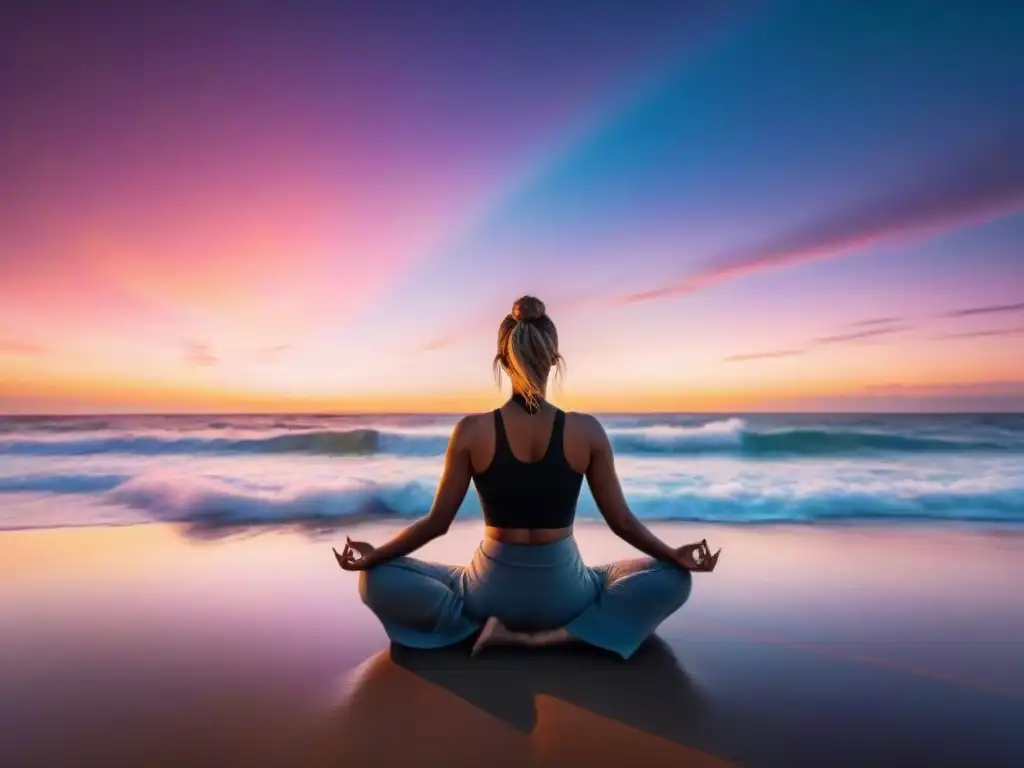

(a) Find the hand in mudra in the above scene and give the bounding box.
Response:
[333,537,378,571]
[675,539,721,572]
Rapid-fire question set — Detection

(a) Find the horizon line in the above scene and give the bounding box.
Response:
[2,409,1022,418]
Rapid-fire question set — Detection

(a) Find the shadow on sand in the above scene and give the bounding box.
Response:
[392,636,713,737]
[321,636,731,767]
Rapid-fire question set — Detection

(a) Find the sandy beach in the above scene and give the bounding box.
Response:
[2,521,1023,767]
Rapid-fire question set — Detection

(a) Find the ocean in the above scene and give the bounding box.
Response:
[1,413,1022,534]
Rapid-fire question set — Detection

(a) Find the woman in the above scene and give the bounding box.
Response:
[334,296,721,659]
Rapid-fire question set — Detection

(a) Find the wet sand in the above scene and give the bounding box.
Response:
[2,521,1023,767]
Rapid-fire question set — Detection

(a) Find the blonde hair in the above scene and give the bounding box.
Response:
[493,295,564,409]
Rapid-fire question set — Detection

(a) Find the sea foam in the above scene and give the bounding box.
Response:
[0,418,1014,458]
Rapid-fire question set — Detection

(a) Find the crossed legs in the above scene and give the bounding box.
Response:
[471,557,693,658]
[357,554,693,660]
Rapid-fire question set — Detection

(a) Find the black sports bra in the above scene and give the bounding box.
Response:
[472,403,585,529]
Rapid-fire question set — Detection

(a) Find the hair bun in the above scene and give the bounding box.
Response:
[512,296,546,322]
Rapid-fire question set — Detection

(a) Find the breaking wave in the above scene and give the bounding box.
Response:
[2,470,1023,532]
[0,418,1015,458]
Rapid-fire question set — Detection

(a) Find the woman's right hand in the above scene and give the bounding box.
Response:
[674,539,721,572]
[333,538,379,571]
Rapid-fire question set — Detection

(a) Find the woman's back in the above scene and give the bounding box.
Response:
[466,401,592,474]
[468,401,590,539]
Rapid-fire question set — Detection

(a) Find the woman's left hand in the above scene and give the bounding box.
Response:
[674,539,721,572]
[333,537,378,571]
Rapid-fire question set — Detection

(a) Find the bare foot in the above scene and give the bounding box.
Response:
[471,617,526,656]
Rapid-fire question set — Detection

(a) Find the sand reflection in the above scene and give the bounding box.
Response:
[323,637,733,767]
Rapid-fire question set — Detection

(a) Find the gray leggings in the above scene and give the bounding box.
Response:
[358,536,692,659]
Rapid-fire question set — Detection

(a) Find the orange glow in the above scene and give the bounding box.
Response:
[2,364,1020,415]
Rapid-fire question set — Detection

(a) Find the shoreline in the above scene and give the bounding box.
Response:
[4,516,1024,537]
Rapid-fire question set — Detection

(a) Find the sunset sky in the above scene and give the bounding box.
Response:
[2,0,1023,414]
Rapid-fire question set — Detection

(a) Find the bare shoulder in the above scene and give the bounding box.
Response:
[452,411,498,473]
[560,410,597,474]
[450,412,491,447]
[564,410,608,447]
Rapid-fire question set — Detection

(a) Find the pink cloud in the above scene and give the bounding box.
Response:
[724,318,910,362]
[812,324,911,345]
[943,301,1024,318]
[936,327,1024,340]
[724,348,805,363]
[418,336,460,353]
[183,341,218,367]
[0,340,46,356]
[620,136,1024,305]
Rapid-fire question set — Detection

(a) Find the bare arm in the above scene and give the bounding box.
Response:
[584,416,685,567]
[358,417,474,567]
